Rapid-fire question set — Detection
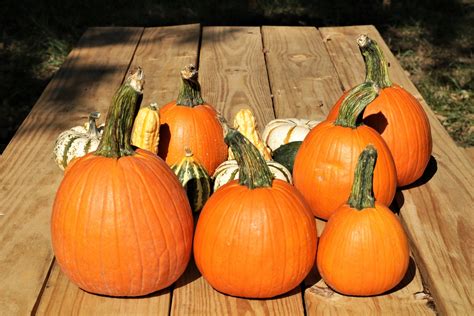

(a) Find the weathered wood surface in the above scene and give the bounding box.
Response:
[262,26,435,315]
[2,25,471,315]
[320,25,473,315]
[170,26,305,316]
[199,27,275,128]
[0,27,144,316]
[34,24,201,315]
[36,262,171,316]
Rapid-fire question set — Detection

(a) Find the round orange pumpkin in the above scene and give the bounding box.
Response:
[293,82,397,220]
[158,65,227,174]
[317,145,410,296]
[51,68,194,297]
[327,35,432,187]
[194,125,317,298]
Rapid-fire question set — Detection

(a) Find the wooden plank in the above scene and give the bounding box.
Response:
[199,26,275,127]
[320,25,474,315]
[171,26,305,316]
[464,147,474,162]
[36,262,170,315]
[262,26,341,120]
[0,27,143,315]
[35,25,201,314]
[262,26,435,316]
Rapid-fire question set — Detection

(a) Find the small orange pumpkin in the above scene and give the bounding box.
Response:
[317,145,410,296]
[51,68,194,297]
[327,35,432,187]
[293,82,397,220]
[158,65,228,174]
[194,123,317,298]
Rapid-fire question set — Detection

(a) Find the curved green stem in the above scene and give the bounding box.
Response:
[348,145,377,210]
[220,117,273,189]
[358,34,392,88]
[95,67,144,158]
[334,81,379,128]
[176,64,204,107]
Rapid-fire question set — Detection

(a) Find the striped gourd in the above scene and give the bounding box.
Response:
[171,148,211,213]
[228,108,272,160]
[53,112,104,170]
[131,103,160,153]
[212,159,292,191]
[262,118,321,151]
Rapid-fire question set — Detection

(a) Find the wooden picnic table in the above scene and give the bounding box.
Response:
[0,24,472,315]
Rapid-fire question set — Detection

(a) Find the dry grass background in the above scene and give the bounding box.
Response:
[0,0,472,152]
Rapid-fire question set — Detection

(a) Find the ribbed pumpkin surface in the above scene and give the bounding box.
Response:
[158,103,227,175]
[51,149,194,296]
[317,202,410,295]
[194,179,317,298]
[328,86,432,187]
[293,121,397,220]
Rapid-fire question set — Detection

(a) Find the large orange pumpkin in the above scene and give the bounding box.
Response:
[327,35,432,187]
[194,124,317,298]
[51,68,194,297]
[293,82,397,220]
[158,65,227,174]
[317,145,410,296]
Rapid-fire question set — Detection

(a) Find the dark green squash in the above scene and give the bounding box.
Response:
[272,141,302,173]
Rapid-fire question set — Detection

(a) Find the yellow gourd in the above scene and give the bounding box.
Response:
[228,108,272,160]
[131,103,160,153]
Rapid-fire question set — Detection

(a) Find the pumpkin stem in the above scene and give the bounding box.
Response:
[176,64,204,107]
[95,67,144,158]
[358,34,392,89]
[219,116,273,189]
[87,112,101,137]
[348,145,377,210]
[334,81,379,128]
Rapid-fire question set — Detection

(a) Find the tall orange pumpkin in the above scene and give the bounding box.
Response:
[194,124,317,298]
[293,82,397,220]
[327,35,432,187]
[317,145,410,296]
[158,64,228,174]
[51,68,194,297]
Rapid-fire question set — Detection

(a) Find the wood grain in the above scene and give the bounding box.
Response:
[320,25,473,315]
[36,262,170,316]
[262,26,341,120]
[0,27,143,316]
[170,27,305,316]
[199,27,275,128]
[262,26,435,315]
[34,25,201,315]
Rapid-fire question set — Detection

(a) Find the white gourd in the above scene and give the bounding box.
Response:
[212,159,292,191]
[262,118,321,151]
[53,112,104,170]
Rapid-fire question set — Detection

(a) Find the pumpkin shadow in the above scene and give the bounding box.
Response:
[390,190,405,215]
[400,155,438,190]
[364,111,388,134]
[79,286,170,300]
[157,123,171,160]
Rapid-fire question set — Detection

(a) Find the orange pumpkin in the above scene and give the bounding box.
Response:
[194,124,317,298]
[293,82,397,220]
[158,64,228,174]
[51,68,194,297]
[327,35,432,187]
[317,145,410,296]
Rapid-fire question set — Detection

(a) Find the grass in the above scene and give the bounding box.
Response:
[0,0,472,151]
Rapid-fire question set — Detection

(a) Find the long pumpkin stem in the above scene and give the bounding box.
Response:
[176,64,204,107]
[95,67,144,158]
[87,112,101,137]
[334,81,379,128]
[358,34,392,89]
[348,145,377,210]
[220,117,273,189]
